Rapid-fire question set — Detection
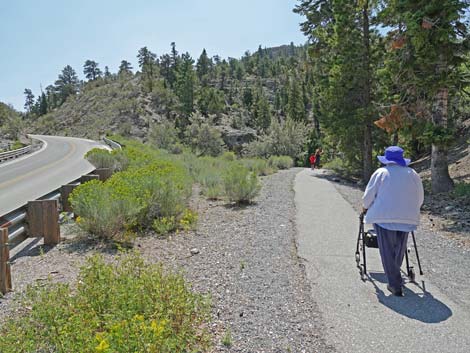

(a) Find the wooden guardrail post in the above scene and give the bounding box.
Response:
[61,184,78,212]
[27,200,60,245]
[0,228,12,294]
[81,174,99,183]
[94,168,112,181]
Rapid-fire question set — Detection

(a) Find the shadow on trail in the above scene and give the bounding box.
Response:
[368,272,453,324]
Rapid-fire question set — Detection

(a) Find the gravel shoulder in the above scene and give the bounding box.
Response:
[0,168,333,352]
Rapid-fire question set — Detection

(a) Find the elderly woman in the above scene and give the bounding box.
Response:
[362,146,424,297]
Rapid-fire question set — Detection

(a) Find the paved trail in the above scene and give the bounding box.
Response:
[295,169,470,353]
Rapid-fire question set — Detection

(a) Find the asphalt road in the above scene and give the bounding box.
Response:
[0,135,104,216]
[295,168,470,353]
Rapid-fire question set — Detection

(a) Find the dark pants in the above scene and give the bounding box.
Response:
[373,224,408,290]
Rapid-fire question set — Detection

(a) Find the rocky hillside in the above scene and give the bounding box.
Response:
[25,44,310,152]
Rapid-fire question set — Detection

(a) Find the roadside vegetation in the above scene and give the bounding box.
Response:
[0,138,293,351]
[0,252,211,352]
[70,138,293,242]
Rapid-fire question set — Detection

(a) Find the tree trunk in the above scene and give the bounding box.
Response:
[362,1,373,181]
[431,87,454,193]
[363,123,373,180]
[431,143,453,192]
[392,131,399,145]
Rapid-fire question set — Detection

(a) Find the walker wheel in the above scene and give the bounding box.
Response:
[408,268,416,282]
[355,253,360,265]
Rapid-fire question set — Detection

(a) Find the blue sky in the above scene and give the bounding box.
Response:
[0,0,306,111]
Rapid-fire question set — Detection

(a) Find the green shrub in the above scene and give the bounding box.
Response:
[85,148,127,171]
[107,160,192,227]
[199,169,224,199]
[268,155,294,170]
[179,209,198,231]
[0,253,211,352]
[245,118,309,160]
[11,140,24,150]
[454,182,470,197]
[152,216,178,234]
[148,120,180,151]
[185,120,224,157]
[223,163,261,203]
[221,151,236,161]
[323,157,358,176]
[241,158,276,176]
[71,149,192,238]
[70,180,139,240]
[152,209,197,235]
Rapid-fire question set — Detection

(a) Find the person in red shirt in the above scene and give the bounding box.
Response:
[309,153,316,170]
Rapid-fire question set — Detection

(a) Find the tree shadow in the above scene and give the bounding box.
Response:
[307,169,364,190]
[368,272,452,323]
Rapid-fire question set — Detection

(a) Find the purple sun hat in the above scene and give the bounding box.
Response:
[377,146,411,167]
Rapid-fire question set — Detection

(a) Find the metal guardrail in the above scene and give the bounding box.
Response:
[103,137,122,150]
[0,138,118,247]
[0,178,80,249]
[0,145,33,163]
[0,169,114,293]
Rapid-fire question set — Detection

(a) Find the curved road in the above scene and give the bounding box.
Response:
[0,135,105,216]
[295,169,470,353]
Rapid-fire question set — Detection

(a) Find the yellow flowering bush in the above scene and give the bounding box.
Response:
[0,253,211,352]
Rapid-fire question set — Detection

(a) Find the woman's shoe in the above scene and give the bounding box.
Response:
[387,284,404,297]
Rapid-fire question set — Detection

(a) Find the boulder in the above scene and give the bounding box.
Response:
[219,127,257,150]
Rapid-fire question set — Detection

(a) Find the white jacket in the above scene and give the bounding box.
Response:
[363,164,424,225]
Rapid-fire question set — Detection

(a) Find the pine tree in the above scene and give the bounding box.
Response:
[38,92,48,116]
[196,49,212,86]
[104,66,112,79]
[118,60,133,75]
[242,85,253,109]
[54,65,79,105]
[83,60,102,81]
[24,88,35,113]
[168,42,180,88]
[379,0,469,192]
[219,59,229,90]
[295,0,377,179]
[253,89,272,132]
[159,54,172,84]
[176,52,196,122]
[45,85,57,110]
[137,47,157,91]
[287,78,305,121]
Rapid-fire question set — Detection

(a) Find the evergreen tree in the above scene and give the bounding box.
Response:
[54,65,79,104]
[104,66,112,79]
[242,85,253,108]
[253,89,272,131]
[118,60,133,75]
[196,49,212,86]
[169,42,180,87]
[159,54,172,84]
[45,85,57,110]
[287,77,306,121]
[176,53,196,122]
[38,92,48,116]
[379,0,469,192]
[198,87,225,116]
[295,0,377,179]
[24,88,35,113]
[83,60,102,81]
[137,47,157,91]
[219,59,229,90]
